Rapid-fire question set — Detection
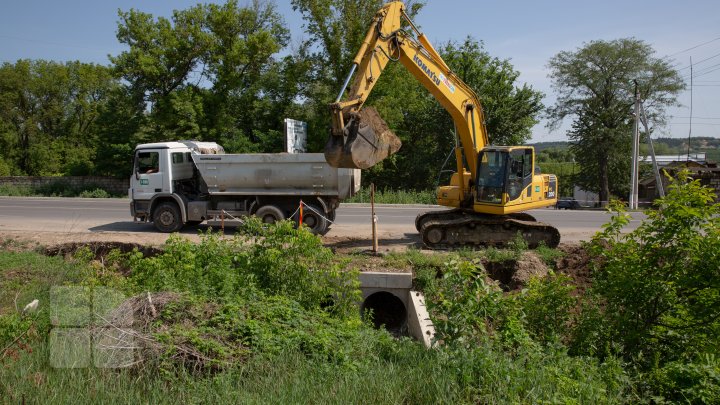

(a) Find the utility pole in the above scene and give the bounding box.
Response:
[687,57,693,162]
[640,103,665,198]
[630,81,640,210]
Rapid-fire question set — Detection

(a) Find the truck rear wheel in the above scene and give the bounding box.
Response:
[300,204,329,235]
[255,205,285,224]
[153,202,183,233]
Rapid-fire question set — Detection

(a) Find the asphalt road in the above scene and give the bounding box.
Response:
[0,197,646,246]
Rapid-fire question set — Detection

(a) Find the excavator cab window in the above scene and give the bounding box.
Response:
[507,149,532,201]
[476,150,508,204]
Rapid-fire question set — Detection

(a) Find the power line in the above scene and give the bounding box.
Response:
[677,51,720,71]
[682,61,720,80]
[666,36,720,58]
[691,65,720,80]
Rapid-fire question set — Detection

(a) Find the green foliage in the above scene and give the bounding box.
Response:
[130,219,360,318]
[547,38,685,203]
[428,259,530,349]
[569,172,720,399]
[0,182,120,198]
[111,0,296,153]
[344,187,437,204]
[535,242,565,266]
[583,173,720,363]
[0,312,32,348]
[0,60,117,176]
[645,354,720,404]
[78,188,110,198]
[520,273,575,343]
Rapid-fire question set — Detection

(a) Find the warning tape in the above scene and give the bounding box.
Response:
[294,201,335,225]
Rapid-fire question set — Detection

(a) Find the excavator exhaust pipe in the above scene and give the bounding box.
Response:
[324,107,402,169]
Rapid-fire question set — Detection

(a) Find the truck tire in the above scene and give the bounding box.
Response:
[255,205,285,224]
[153,202,183,233]
[300,204,329,235]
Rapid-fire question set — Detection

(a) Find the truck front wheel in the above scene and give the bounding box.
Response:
[255,205,285,224]
[153,202,183,233]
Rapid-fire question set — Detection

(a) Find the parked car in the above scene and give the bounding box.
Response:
[556,197,581,210]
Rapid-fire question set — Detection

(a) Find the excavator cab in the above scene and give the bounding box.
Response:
[476,147,534,205]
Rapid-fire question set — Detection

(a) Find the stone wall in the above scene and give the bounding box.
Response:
[0,176,129,196]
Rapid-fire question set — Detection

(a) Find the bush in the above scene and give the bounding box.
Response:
[345,187,437,204]
[130,219,360,318]
[572,171,720,399]
[79,188,110,198]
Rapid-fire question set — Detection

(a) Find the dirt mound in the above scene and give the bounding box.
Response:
[554,243,595,293]
[484,252,550,291]
[357,106,401,153]
[44,241,161,260]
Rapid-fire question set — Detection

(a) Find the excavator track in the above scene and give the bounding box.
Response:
[417,210,559,249]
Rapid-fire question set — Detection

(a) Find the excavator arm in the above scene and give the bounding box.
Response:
[326,0,488,188]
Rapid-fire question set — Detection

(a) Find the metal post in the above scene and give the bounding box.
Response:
[299,200,303,227]
[640,103,665,198]
[371,183,378,253]
[630,83,640,210]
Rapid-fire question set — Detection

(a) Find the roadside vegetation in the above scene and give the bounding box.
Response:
[0,183,119,198]
[344,187,437,205]
[1,173,718,403]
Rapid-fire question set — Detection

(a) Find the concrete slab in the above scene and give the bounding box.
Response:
[407,290,435,348]
[358,271,412,289]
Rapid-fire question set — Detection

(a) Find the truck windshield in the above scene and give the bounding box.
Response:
[476,150,507,204]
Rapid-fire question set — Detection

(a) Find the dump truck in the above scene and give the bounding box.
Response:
[129,140,360,235]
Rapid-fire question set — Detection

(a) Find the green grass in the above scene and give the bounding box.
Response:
[0,338,630,404]
[0,244,630,403]
[345,187,437,204]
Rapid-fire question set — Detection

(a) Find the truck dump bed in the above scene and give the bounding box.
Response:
[191,153,361,199]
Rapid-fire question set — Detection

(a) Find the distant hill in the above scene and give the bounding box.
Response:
[528,141,569,152]
[530,137,720,162]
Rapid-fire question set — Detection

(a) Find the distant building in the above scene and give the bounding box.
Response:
[639,155,719,202]
[640,153,707,167]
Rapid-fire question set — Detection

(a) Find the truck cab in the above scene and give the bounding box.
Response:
[130,141,207,231]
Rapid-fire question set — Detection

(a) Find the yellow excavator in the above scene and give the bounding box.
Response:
[325,1,560,248]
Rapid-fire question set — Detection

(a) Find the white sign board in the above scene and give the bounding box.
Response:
[284,118,307,154]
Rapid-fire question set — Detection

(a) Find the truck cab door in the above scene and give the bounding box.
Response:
[132,150,165,201]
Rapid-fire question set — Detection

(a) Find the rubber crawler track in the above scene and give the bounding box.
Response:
[416,209,559,249]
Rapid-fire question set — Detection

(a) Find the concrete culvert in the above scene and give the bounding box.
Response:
[362,291,407,336]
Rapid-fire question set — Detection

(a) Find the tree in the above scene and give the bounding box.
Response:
[547,38,684,204]
[0,60,116,175]
[111,0,293,149]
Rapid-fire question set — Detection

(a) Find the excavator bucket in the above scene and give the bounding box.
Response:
[324,107,402,169]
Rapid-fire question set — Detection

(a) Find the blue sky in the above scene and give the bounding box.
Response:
[1,0,719,143]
